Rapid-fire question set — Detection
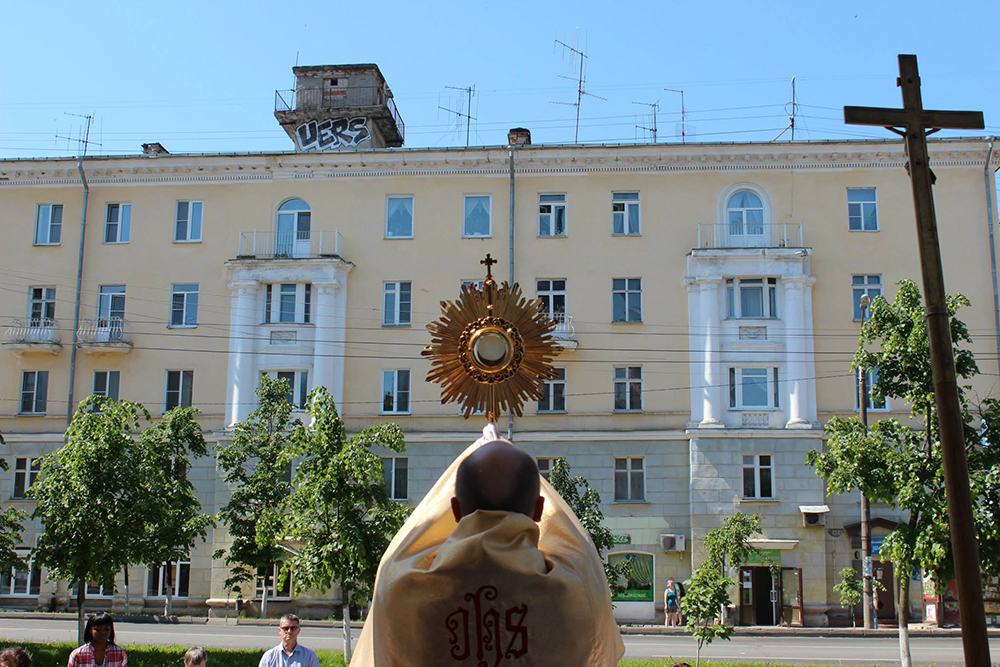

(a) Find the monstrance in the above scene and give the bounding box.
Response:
[422,254,561,422]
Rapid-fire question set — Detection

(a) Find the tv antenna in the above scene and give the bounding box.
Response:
[439,85,476,147]
[773,77,797,142]
[552,37,606,144]
[663,88,687,143]
[55,112,101,157]
[633,100,659,143]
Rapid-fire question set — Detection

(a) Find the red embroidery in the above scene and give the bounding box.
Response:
[444,585,529,666]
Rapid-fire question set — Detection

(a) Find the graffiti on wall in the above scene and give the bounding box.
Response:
[295,117,371,151]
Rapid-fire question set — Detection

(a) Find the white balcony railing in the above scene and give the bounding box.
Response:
[548,313,578,351]
[236,229,342,259]
[4,318,61,346]
[741,412,771,428]
[697,222,803,249]
[78,317,132,347]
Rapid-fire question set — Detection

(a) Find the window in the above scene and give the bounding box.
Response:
[848,189,878,231]
[852,275,882,320]
[537,368,566,412]
[147,561,191,598]
[386,196,414,238]
[612,192,640,235]
[174,201,203,242]
[382,457,408,500]
[729,367,780,409]
[463,195,491,237]
[461,279,484,292]
[536,279,566,319]
[1,549,41,596]
[538,194,567,237]
[97,285,126,328]
[727,191,765,237]
[81,582,112,597]
[727,278,778,319]
[256,564,291,599]
[612,278,642,323]
[383,282,412,326]
[33,204,62,245]
[12,458,40,499]
[165,370,194,411]
[382,370,411,414]
[20,371,47,415]
[536,457,559,482]
[742,454,774,499]
[92,371,120,401]
[170,284,199,327]
[304,284,311,324]
[614,457,645,502]
[279,284,296,323]
[614,367,642,412]
[855,367,888,411]
[104,204,131,243]
[275,199,311,256]
[29,287,56,325]
[268,371,309,409]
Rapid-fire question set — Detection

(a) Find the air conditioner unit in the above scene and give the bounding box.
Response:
[802,512,827,527]
[660,534,686,552]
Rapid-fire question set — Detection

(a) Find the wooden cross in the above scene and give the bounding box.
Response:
[845,54,990,667]
[480,253,498,278]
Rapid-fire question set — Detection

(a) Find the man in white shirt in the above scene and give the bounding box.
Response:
[258,614,320,667]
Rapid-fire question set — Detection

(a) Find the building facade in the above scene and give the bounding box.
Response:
[1,67,998,625]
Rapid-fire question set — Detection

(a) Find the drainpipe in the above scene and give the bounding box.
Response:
[507,144,516,442]
[66,161,89,426]
[985,138,1000,376]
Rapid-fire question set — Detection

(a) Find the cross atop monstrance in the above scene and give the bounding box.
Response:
[480,253,498,277]
[846,54,990,667]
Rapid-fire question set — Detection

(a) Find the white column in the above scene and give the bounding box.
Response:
[226,280,260,427]
[784,277,810,428]
[697,278,725,427]
[312,279,345,411]
[803,276,819,424]
[684,279,703,425]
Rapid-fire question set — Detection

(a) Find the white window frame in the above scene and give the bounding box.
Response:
[255,564,291,600]
[381,369,411,415]
[92,370,121,402]
[461,279,484,292]
[2,547,41,597]
[174,201,203,242]
[847,188,879,232]
[263,283,311,325]
[612,192,641,236]
[536,279,567,319]
[613,366,643,412]
[727,278,778,319]
[537,368,566,413]
[855,367,890,412]
[385,196,414,239]
[536,457,559,482]
[382,282,412,327]
[33,204,62,246]
[612,278,642,323]
[263,371,310,410]
[382,457,408,500]
[614,456,645,502]
[12,457,40,500]
[463,195,492,238]
[19,371,47,415]
[97,285,126,330]
[742,454,774,500]
[104,203,131,244]
[170,284,199,328]
[146,560,191,598]
[164,370,194,411]
[538,194,567,237]
[729,367,780,410]
[28,287,56,324]
[852,275,882,321]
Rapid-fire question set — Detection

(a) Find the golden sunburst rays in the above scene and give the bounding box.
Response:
[422,258,560,421]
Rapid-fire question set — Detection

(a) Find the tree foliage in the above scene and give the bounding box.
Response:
[0,430,25,576]
[547,457,629,595]
[833,567,863,627]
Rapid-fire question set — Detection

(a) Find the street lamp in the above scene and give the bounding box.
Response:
[857,294,876,630]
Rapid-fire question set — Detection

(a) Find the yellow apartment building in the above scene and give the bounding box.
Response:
[1,64,998,625]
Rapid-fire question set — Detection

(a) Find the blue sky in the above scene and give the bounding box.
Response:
[1,0,999,158]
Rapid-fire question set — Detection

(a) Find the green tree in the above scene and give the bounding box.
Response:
[137,407,214,615]
[216,376,297,618]
[833,567,863,627]
[31,397,149,643]
[281,387,410,663]
[547,457,629,595]
[806,280,1000,667]
[0,431,26,578]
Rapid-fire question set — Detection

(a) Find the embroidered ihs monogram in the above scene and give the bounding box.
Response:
[445,585,528,666]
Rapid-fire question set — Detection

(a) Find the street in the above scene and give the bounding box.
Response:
[0,617,992,664]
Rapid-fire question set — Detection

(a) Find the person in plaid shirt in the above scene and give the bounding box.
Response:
[67,613,127,667]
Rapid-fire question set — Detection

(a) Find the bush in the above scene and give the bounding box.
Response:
[0,643,347,667]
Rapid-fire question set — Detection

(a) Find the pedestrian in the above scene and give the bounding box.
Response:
[258,614,319,667]
[67,612,127,666]
[664,578,681,627]
[183,647,207,667]
[0,647,31,667]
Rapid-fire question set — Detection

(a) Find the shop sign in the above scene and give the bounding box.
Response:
[609,552,654,602]
[612,534,631,545]
[745,548,781,564]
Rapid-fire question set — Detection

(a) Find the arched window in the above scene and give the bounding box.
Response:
[727,190,764,238]
[275,199,311,257]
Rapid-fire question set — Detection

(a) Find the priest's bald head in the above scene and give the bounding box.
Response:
[451,441,545,522]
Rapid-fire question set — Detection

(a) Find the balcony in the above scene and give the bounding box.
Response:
[236,230,342,260]
[697,222,803,249]
[549,313,578,352]
[77,317,132,353]
[3,318,61,354]
[274,86,405,146]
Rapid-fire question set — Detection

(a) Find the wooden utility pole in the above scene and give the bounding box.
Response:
[844,54,989,667]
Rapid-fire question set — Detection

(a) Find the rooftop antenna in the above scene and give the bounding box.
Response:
[632,100,658,143]
[439,85,476,147]
[663,88,686,143]
[553,36,606,144]
[773,77,797,142]
[55,112,100,157]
